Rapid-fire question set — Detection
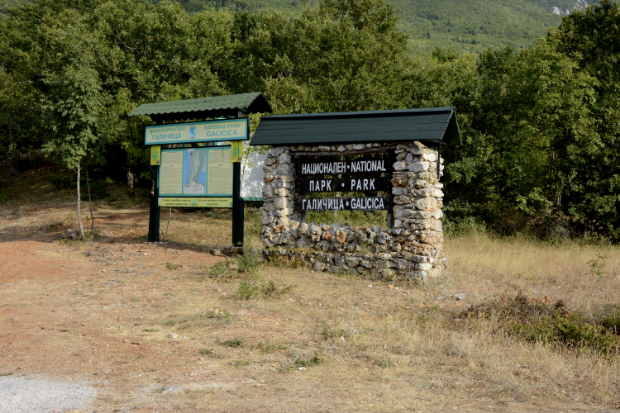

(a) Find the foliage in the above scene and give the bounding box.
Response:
[461,293,620,355]
[206,248,263,281]
[1,0,619,241]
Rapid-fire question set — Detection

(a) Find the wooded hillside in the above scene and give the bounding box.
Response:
[0,0,596,54]
[0,0,618,241]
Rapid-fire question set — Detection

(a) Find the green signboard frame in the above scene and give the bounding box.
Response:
[144,118,248,146]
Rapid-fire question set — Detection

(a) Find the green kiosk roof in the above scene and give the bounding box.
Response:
[129,92,272,123]
[251,107,461,146]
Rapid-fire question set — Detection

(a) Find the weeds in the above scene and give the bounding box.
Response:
[207,249,263,282]
[255,342,288,353]
[230,359,250,367]
[0,371,14,377]
[200,309,232,320]
[143,328,159,332]
[217,338,247,348]
[279,352,325,372]
[166,262,180,270]
[199,348,215,355]
[460,293,620,355]
[235,275,296,300]
[587,254,609,281]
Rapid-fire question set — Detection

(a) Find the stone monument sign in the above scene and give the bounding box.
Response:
[250,108,461,282]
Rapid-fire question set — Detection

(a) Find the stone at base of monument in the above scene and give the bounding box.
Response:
[262,248,437,285]
[260,141,445,281]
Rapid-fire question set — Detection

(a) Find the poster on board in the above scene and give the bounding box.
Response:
[158,146,232,197]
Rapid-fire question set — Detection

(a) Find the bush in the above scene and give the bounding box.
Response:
[206,249,263,281]
[461,294,620,355]
[47,174,108,200]
[47,174,74,190]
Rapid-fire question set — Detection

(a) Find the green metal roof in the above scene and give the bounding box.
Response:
[129,93,272,123]
[250,107,461,146]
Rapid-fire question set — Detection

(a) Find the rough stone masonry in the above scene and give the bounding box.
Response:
[260,141,445,283]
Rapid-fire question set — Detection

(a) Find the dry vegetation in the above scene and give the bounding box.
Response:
[0,168,619,412]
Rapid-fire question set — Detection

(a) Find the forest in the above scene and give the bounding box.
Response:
[0,0,619,241]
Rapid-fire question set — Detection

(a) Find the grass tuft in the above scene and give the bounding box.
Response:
[235,275,296,300]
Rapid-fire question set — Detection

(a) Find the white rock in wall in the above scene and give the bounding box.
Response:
[422,153,437,162]
[278,153,291,163]
[277,164,293,176]
[408,162,429,173]
[392,187,407,196]
[269,147,285,157]
[274,197,288,209]
[393,162,406,171]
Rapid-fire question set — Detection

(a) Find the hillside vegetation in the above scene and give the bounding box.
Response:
[172,0,595,54]
[0,0,619,242]
[0,0,594,53]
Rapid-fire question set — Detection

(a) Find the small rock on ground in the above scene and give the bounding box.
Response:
[160,385,183,394]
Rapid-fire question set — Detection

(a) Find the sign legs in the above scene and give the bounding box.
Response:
[232,161,244,247]
[148,166,160,242]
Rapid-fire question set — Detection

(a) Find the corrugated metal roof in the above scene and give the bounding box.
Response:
[250,108,461,146]
[128,93,272,122]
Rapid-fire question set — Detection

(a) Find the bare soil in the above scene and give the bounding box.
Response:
[1,175,620,412]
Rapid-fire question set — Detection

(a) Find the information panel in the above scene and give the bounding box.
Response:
[159,147,232,197]
[145,118,248,146]
[158,197,232,208]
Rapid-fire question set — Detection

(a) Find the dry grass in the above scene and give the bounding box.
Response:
[1,167,619,411]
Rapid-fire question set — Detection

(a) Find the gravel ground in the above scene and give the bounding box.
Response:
[0,375,97,413]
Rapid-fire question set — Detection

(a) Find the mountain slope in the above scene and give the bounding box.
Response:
[0,0,596,54]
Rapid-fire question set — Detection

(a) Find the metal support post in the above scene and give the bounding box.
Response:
[232,161,244,247]
[437,143,442,181]
[148,165,160,242]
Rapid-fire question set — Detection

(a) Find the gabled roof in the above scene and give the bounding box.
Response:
[129,93,272,123]
[250,107,462,146]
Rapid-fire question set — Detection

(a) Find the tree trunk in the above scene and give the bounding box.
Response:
[77,160,84,235]
[8,125,17,175]
[127,156,135,197]
[86,166,94,233]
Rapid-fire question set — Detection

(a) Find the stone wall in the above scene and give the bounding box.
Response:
[260,141,445,283]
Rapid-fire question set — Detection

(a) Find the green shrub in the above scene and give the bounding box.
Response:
[217,338,247,348]
[82,181,107,200]
[461,294,620,355]
[206,249,263,281]
[293,352,324,368]
[47,174,74,190]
